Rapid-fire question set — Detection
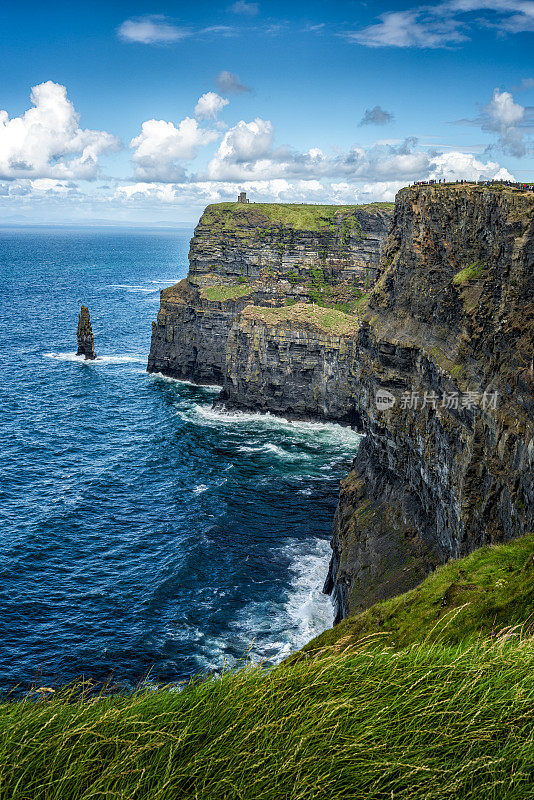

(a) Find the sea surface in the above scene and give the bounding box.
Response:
[0,228,362,693]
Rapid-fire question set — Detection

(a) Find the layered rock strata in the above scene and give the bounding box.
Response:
[147,202,393,394]
[149,186,533,626]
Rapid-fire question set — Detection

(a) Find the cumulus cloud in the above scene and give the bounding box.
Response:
[194,92,230,120]
[117,139,515,210]
[229,1,259,15]
[346,1,534,48]
[0,81,120,180]
[118,15,191,44]
[215,71,252,94]
[203,118,513,187]
[130,118,219,180]
[359,105,395,126]
[483,88,528,157]
[457,88,533,157]
[208,118,275,178]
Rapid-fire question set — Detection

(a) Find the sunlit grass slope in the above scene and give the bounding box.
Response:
[1,640,533,800]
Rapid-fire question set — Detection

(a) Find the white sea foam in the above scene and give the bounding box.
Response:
[183,402,363,445]
[147,372,221,392]
[193,484,209,495]
[44,352,146,364]
[192,538,334,672]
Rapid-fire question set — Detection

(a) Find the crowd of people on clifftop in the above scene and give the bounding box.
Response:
[412,178,534,191]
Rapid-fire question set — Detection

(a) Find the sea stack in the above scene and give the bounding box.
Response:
[77,306,96,360]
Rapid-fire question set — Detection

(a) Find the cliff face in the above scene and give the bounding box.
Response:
[147,202,393,394]
[221,305,361,423]
[326,184,534,620]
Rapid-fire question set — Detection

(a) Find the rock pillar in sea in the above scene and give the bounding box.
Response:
[77,306,96,360]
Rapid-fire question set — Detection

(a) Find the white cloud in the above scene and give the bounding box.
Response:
[215,71,252,94]
[118,16,191,44]
[229,1,259,16]
[457,88,532,157]
[486,88,524,128]
[429,150,514,180]
[345,9,466,48]
[194,92,230,120]
[484,88,528,157]
[204,118,515,186]
[208,118,275,178]
[0,81,120,180]
[130,118,219,180]
[346,1,534,48]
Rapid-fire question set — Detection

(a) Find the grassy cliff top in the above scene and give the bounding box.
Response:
[400,182,534,201]
[241,302,361,336]
[200,202,394,232]
[292,531,534,660]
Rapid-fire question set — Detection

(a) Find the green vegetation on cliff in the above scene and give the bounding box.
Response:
[242,302,361,336]
[1,639,533,799]
[295,532,534,659]
[201,202,394,232]
[200,283,256,302]
[453,261,487,285]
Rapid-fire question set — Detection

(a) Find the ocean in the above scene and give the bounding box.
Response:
[0,228,362,693]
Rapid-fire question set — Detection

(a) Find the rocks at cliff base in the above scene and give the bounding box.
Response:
[77,305,96,360]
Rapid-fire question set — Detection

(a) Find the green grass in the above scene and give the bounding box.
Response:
[1,640,533,799]
[294,533,534,658]
[200,283,256,302]
[452,262,488,285]
[241,303,361,336]
[202,202,394,232]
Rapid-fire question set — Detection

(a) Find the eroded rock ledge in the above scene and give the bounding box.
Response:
[148,187,533,623]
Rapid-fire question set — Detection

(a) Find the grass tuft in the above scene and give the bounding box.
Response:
[453,262,487,285]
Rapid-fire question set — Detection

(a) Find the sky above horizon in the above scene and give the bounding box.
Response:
[1,0,533,226]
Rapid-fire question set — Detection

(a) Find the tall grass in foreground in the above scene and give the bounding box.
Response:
[1,639,533,800]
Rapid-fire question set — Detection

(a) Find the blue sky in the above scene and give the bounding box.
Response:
[0,0,533,225]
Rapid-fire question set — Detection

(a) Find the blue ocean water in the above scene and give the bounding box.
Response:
[0,228,362,693]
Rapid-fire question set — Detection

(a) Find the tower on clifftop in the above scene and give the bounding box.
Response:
[237,191,250,204]
[77,306,96,360]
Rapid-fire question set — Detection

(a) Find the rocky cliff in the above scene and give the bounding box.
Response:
[325,183,534,620]
[147,202,393,397]
[148,186,533,625]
